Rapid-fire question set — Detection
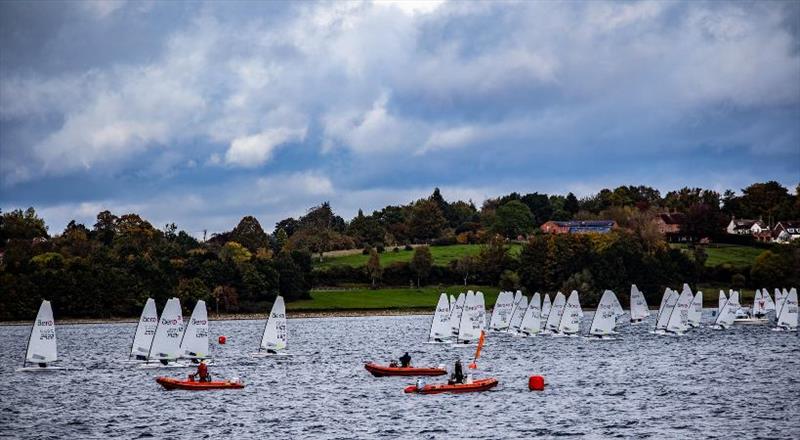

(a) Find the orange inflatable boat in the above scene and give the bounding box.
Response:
[364,362,447,377]
[156,376,244,390]
[404,378,498,394]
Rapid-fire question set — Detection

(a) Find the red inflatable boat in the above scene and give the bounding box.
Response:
[156,376,245,390]
[364,362,447,377]
[404,378,499,394]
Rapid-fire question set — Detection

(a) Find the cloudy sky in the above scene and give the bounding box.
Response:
[1,0,798,236]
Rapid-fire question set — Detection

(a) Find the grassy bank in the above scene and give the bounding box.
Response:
[670,243,764,268]
[315,243,522,268]
[287,285,501,311]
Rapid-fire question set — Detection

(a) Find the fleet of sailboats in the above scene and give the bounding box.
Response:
[14,283,798,374]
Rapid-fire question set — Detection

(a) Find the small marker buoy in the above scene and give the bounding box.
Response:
[218,335,227,345]
[528,375,545,391]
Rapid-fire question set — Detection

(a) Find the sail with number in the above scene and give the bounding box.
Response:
[715,290,739,329]
[545,292,566,332]
[489,291,515,330]
[718,291,727,315]
[25,300,58,366]
[508,295,529,333]
[666,286,693,334]
[449,293,466,335]
[589,290,618,337]
[655,289,678,331]
[558,290,582,335]
[519,292,541,336]
[260,296,287,352]
[148,298,184,361]
[457,291,480,344]
[752,289,766,317]
[475,291,487,331]
[760,289,775,312]
[541,293,552,324]
[130,298,158,360]
[429,293,451,341]
[179,300,210,360]
[688,291,702,328]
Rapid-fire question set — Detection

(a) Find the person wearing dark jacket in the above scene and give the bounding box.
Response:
[399,352,412,367]
[451,359,464,384]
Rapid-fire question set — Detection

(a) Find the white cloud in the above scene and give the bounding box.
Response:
[224,127,307,167]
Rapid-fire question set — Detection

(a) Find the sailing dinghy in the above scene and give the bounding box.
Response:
[488,291,514,331]
[449,293,466,336]
[734,289,769,325]
[554,290,582,337]
[587,290,619,340]
[712,291,739,330]
[629,285,650,324]
[653,289,678,334]
[453,291,480,346]
[475,291,487,332]
[544,292,566,335]
[138,298,184,368]
[773,288,798,332]
[687,291,703,328]
[17,300,67,372]
[179,300,211,364]
[519,292,541,337]
[129,298,158,362]
[426,293,452,343]
[540,293,552,330]
[507,294,529,334]
[252,296,290,356]
[664,285,693,336]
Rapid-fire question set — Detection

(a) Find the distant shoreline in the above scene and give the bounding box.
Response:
[0,306,625,326]
[0,308,435,326]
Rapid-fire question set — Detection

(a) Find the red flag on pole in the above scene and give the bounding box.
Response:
[469,330,485,369]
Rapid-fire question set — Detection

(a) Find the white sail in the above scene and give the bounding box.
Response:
[666,286,693,334]
[148,298,184,361]
[489,291,515,330]
[541,293,552,324]
[655,289,678,331]
[519,292,541,336]
[751,289,765,316]
[429,293,451,341]
[609,292,624,318]
[545,292,566,332]
[688,291,702,327]
[457,291,480,344]
[475,291,487,331]
[775,288,785,313]
[558,290,582,334]
[776,288,798,330]
[449,294,456,312]
[512,290,523,307]
[718,290,727,315]
[260,296,287,351]
[449,293,466,335]
[714,290,739,328]
[508,295,529,333]
[629,285,650,321]
[179,300,209,359]
[761,289,776,312]
[25,300,58,365]
[590,290,618,336]
[130,298,158,359]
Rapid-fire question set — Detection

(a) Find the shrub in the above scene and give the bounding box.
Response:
[731,273,746,289]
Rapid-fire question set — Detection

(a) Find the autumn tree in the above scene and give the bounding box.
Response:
[365,248,382,288]
[409,246,433,287]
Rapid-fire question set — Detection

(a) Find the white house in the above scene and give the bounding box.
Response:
[726,218,757,235]
[773,221,800,243]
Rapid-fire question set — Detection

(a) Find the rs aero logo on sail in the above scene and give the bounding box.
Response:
[37,319,54,326]
[161,318,179,325]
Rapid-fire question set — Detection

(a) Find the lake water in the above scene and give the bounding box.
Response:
[1,312,798,439]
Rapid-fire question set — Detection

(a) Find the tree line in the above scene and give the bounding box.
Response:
[1,180,798,319]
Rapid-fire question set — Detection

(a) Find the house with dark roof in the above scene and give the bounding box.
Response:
[773,221,800,243]
[540,220,616,234]
[653,212,688,241]
[726,218,758,235]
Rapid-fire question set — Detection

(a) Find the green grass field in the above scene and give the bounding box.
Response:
[670,243,765,267]
[286,285,500,311]
[315,243,522,268]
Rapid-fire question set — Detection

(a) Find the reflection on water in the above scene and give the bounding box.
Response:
[1,312,798,439]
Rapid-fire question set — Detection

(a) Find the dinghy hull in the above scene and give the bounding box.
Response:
[364,363,447,377]
[156,377,244,390]
[404,378,498,394]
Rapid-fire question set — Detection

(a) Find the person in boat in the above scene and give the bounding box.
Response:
[449,359,464,385]
[399,352,411,368]
[191,360,210,382]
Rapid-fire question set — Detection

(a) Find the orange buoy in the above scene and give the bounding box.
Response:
[528,375,545,391]
[218,335,227,345]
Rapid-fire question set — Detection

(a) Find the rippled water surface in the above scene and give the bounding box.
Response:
[1,312,798,439]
